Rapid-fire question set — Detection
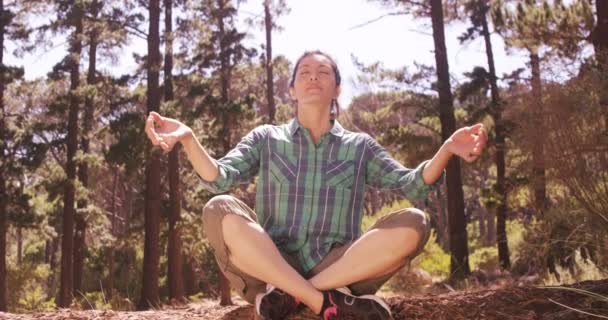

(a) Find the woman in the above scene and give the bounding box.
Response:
[145,50,487,320]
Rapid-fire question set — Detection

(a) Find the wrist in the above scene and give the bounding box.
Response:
[442,139,455,156]
[180,128,195,147]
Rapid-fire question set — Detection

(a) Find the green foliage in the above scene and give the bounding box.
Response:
[8,262,54,313]
[75,291,112,310]
[511,201,606,282]
[413,232,451,278]
[469,247,499,271]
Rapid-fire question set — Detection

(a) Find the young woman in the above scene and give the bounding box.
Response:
[145,50,487,320]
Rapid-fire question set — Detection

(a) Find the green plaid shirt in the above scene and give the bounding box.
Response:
[200,118,444,272]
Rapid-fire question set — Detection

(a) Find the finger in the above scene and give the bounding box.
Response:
[145,116,161,145]
[149,111,164,128]
[469,123,484,134]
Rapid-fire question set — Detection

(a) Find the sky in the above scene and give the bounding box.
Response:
[7,0,530,107]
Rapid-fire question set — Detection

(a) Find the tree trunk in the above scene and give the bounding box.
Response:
[0,0,6,302]
[264,0,276,124]
[47,236,59,291]
[480,5,510,269]
[530,51,546,217]
[217,0,231,155]
[17,226,22,265]
[59,1,84,307]
[139,0,162,310]
[0,0,6,306]
[183,256,198,296]
[73,0,100,296]
[594,0,608,132]
[164,0,185,304]
[216,0,233,306]
[430,0,470,281]
[106,166,119,300]
[594,0,608,67]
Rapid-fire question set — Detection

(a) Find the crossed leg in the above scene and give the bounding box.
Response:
[202,195,430,314]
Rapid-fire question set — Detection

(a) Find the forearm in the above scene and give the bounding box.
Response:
[422,141,453,185]
[180,131,220,182]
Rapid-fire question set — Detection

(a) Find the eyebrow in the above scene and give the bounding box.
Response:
[299,64,332,70]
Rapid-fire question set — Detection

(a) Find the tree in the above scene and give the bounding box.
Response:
[58,0,84,307]
[459,0,510,269]
[0,0,32,309]
[367,0,471,280]
[430,0,470,280]
[592,0,608,132]
[139,0,162,310]
[164,0,186,303]
[73,0,101,296]
[261,0,288,124]
[493,0,593,218]
[182,0,256,305]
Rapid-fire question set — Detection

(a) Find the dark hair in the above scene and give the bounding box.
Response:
[289,50,341,120]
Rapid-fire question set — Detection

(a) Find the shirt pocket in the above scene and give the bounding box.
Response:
[324,159,356,189]
[269,152,297,184]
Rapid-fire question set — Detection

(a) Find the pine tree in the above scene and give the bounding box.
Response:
[57,0,84,307]
[0,0,30,308]
[368,0,471,280]
[493,0,592,217]
[262,0,289,124]
[164,0,186,304]
[139,0,162,310]
[459,0,510,269]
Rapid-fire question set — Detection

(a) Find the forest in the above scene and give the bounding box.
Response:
[0,0,607,319]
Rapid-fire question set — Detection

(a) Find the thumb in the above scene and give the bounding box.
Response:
[149,111,164,126]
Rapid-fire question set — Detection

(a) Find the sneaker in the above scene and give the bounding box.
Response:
[322,287,393,320]
[255,285,301,319]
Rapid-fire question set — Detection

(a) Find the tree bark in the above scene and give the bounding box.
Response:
[17,226,22,265]
[59,0,84,307]
[0,0,8,312]
[106,166,119,300]
[139,0,162,310]
[480,4,510,269]
[73,0,100,296]
[530,51,546,217]
[164,0,185,303]
[264,0,276,124]
[594,0,608,67]
[430,0,470,281]
[216,0,233,306]
[593,0,608,133]
[0,0,6,309]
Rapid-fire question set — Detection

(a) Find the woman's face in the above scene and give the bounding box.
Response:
[290,54,340,108]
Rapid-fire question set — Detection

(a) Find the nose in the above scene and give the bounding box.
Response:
[308,72,318,81]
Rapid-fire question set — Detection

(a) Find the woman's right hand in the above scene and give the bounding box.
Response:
[144,111,193,152]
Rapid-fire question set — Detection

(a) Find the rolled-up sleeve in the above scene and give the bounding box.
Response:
[199,126,266,194]
[364,134,445,201]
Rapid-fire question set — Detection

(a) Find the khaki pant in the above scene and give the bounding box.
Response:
[202,195,430,304]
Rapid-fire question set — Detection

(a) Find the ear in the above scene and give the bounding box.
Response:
[334,86,341,99]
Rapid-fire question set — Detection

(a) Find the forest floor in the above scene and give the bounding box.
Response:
[1,279,607,320]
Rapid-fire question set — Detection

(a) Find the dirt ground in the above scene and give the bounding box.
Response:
[1,279,606,320]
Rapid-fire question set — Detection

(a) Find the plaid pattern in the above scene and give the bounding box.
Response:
[200,118,444,272]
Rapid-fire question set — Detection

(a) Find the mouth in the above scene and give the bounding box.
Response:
[306,86,322,91]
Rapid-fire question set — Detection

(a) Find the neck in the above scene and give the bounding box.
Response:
[297,103,332,144]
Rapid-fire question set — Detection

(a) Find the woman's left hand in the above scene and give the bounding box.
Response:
[445,123,488,163]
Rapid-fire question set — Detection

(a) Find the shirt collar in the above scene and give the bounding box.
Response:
[287,118,345,137]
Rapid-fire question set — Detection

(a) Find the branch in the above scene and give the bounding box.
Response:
[349,11,408,30]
